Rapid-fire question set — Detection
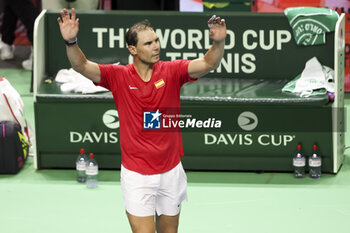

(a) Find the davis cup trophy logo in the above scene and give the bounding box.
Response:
[237,111,258,131]
[103,109,119,129]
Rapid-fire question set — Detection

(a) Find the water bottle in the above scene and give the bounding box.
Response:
[293,144,305,178]
[76,148,88,182]
[86,153,98,188]
[309,144,322,179]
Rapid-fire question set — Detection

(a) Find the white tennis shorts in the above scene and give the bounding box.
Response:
[120,162,188,217]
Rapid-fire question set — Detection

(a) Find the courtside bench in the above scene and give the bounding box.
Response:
[33,10,345,173]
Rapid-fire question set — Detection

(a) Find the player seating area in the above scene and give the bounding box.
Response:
[33,10,345,173]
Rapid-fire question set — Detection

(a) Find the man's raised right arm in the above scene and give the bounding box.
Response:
[57,8,101,83]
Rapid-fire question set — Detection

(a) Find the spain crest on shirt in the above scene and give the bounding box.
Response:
[154,79,165,89]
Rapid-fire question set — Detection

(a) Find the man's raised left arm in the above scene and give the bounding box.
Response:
[188,16,227,78]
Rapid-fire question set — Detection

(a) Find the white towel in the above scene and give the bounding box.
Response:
[55,68,109,94]
[282,57,334,97]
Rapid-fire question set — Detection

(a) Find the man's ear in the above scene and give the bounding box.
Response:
[128,45,136,56]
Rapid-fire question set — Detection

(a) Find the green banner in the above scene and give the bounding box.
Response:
[45,10,334,79]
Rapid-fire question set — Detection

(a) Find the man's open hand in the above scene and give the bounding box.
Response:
[57,8,79,43]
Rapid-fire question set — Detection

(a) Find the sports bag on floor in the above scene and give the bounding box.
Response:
[0,76,32,146]
[0,121,29,174]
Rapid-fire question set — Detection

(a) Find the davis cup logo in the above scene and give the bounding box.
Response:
[237,111,258,131]
[103,109,119,129]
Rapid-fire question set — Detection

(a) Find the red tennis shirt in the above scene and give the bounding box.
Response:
[97,60,196,175]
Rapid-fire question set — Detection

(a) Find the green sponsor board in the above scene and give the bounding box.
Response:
[35,100,121,168]
[35,98,335,172]
[35,103,119,150]
[34,11,342,172]
[45,10,333,79]
[182,132,333,172]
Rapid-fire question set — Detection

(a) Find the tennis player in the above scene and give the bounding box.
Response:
[57,8,226,233]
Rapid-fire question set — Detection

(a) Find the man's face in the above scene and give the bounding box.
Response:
[133,29,160,64]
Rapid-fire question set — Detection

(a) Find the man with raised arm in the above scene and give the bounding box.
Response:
[57,8,226,233]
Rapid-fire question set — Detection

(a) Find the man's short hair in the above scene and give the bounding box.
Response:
[125,19,154,46]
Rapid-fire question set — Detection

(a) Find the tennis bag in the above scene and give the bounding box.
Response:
[0,121,29,174]
[0,76,32,146]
